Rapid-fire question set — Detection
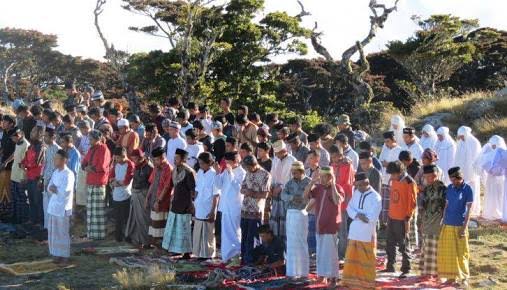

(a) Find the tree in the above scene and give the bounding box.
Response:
[123,0,311,108]
[388,14,479,95]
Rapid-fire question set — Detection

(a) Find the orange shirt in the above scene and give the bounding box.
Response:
[388,175,417,221]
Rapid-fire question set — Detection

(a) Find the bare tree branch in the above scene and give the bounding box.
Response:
[94,0,110,57]
[296,0,311,19]
[310,22,334,62]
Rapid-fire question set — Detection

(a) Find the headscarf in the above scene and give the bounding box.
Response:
[389,115,405,146]
[455,126,482,180]
[421,148,438,163]
[477,135,506,172]
[420,124,438,150]
[434,126,457,183]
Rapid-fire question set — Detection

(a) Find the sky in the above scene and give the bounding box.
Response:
[0,0,506,62]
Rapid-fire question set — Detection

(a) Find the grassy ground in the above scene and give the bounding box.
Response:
[1,221,506,289]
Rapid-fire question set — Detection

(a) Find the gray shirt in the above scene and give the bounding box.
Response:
[281,176,312,210]
[357,166,382,194]
[292,144,310,164]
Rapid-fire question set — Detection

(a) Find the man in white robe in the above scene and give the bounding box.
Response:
[214,151,246,262]
[378,131,402,225]
[166,121,187,166]
[477,135,505,220]
[420,124,438,150]
[47,149,75,263]
[402,127,424,161]
[435,127,456,184]
[455,126,482,216]
[268,140,296,239]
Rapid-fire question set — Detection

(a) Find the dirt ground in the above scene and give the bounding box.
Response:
[1,219,506,289]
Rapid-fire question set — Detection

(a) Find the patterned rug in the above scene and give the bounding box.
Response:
[0,259,75,276]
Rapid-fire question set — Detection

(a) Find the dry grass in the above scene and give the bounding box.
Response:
[113,265,176,290]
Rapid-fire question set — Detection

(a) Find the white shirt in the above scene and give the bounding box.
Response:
[347,187,382,242]
[47,166,75,217]
[378,144,402,184]
[194,168,218,219]
[402,141,424,161]
[179,123,194,138]
[166,136,187,166]
[112,162,132,201]
[201,118,213,135]
[344,146,359,171]
[187,143,204,168]
[215,166,246,214]
[270,154,296,188]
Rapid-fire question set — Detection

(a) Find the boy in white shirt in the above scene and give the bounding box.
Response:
[47,149,75,263]
[185,129,204,170]
[193,152,219,259]
[109,147,135,242]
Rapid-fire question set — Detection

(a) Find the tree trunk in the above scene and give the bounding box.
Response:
[2,62,15,104]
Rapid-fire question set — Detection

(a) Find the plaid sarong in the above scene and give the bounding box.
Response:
[342,240,376,290]
[380,184,390,225]
[11,181,29,224]
[437,225,470,280]
[408,208,419,251]
[420,234,438,276]
[86,185,106,240]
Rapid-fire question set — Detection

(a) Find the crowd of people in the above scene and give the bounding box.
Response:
[0,80,506,289]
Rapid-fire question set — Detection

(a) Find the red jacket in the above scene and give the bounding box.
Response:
[82,142,111,186]
[148,161,174,212]
[109,159,135,186]
[21,143,44,181]
[331,161,355,211]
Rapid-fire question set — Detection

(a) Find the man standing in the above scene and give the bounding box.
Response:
[240,156,271,264]
[288,117,308,146]
[162,149,195,259]
[281,161,311,281]
[192,152,219,259]
[10,129,30,224]
[43,127,61,229]
[141,123,166,159]
[402,128,424,162]
[144,147,173,245]
[335,134,358,171]
[0,115,17,220]
[268,140,296,240]
[235,114,258,150]
[455,126,481,217]
[335,114,356,149]
[437,167,473,287]
[166,121,187,166]
[357,151,382,194]
[308,133,330,167]
[378,131,402,226]
[214,151,246,262]
[420,165,446,278]
[342,172,382,290]
[109,147,134,242]
[304,167,342,286]
[125,149,153,248]
[382,161,417,278]
[116,118,140,158]
[47,149,75,263]
[287,133,309,164]
[399,150,421,250]
[81,130,111,240]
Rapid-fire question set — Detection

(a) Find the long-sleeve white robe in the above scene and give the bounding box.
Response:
[378,144,402,185]
[435,127,456,184]
[347,187,382,242]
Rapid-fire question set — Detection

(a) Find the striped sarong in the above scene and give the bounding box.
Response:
[420,234,438,276]
[86,185,106,240]
[192,219,216,258]
[148,210,168,238]
[342,240,376,290]
[409,208,419,251]
[437,225,470,280]
[48,214,71,258]
[286,209,309,278]
[380,184,390,225]
[162,212,192,254]
[269,197,286,240]
[75,169,87,206]
[316,234,339,278]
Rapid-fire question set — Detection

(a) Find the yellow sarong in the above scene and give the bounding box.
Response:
[437,225,470,280]
[342,240,376,290]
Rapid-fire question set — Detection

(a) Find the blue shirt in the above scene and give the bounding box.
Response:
[66,146,81,179]
[443,182,473,226]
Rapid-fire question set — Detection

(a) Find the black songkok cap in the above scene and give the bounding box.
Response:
[359,151,373,160]
[151,147,165,158]
[403,127,415,135]
[448,167,463,178]
[423,165,438,174]
[175,148,188,158]
[224,151,238,161]
[355,172,368,182]
[307,133,320,143]
[383,131,395,139]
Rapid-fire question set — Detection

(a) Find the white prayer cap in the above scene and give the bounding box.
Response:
[272,140,287,153]
[117,118,129,128]
[457,126,472,137]
[436,127,449,136]
[422,124,435,134]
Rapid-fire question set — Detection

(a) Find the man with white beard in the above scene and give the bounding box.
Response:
[476,135,505,220]
[455,126,482,217]
[434,127,456,184]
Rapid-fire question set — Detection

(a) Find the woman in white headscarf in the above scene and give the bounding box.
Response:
[455,126,482,217]
[390,115,406,146]
[476,135,506,220]
[434,127,456,184]
[420,124,438,150]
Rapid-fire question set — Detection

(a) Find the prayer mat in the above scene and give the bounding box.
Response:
[81,245,139,255]
[0,259,75,276]
[109,255,205,273]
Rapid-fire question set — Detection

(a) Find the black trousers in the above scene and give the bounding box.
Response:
[386,218,411,272]
[113,198,131,241]
[215,211,222,247]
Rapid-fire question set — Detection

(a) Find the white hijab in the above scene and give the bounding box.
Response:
[435,127,457,183]
[390,115,405,146]
[477,135,507,171]
[455,126,482,179]
[420,124,438,150]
